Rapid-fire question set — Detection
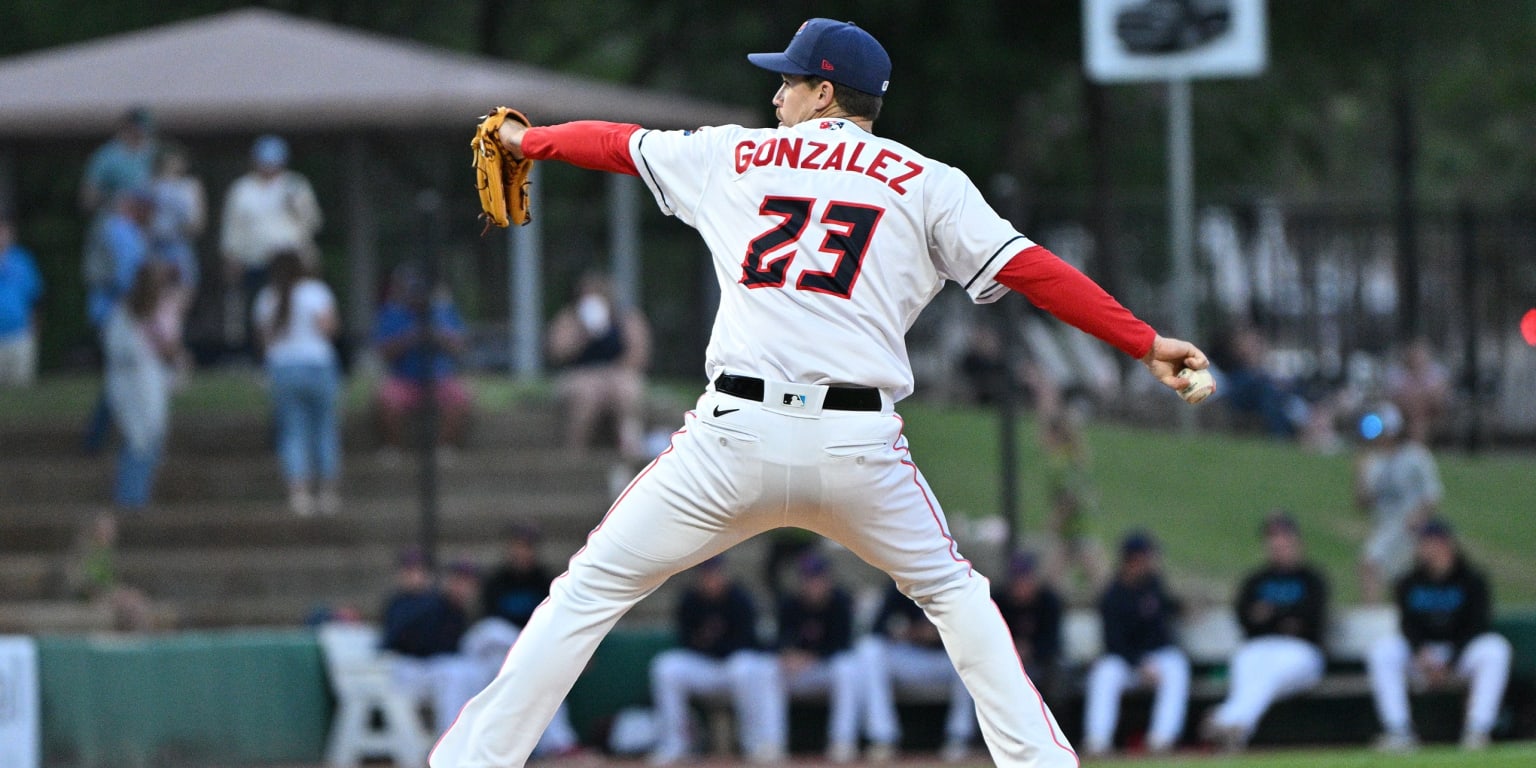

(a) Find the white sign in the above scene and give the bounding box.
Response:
[0,637,40,768]
[1084,0,1267,82]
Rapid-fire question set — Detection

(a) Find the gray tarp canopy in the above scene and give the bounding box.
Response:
[0,7,754,135]
[0,8,754,374]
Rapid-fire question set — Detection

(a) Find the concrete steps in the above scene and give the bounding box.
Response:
[0,395,693,633]
[0,407,641,459]
[0,448,617,504]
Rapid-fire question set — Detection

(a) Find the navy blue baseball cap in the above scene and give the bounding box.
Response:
[797,552,830,578]
[1007,551,1039,579]
[1120,530,1158,558]
[1418,517,1455,540]
[748,18,891,96]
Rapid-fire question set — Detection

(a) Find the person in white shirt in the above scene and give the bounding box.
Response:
[254,250,342,516]
[222,134,322,358]
[1355,403,1443,602]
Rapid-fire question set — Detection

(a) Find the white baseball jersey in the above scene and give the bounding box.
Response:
[631,118,1032,400]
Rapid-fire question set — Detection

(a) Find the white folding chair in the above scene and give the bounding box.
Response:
[317,622,432,768]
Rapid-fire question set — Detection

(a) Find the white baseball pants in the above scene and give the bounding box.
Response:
[1082,646,1190,754]
[857,636,977,747]
[1207,636,1324,739]
[648,648,780,762]
[1367,632,1512,736]
[429,383,1076,768]
[762,651,863,754]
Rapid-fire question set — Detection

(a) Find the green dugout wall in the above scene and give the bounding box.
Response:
[32,618,1536,766]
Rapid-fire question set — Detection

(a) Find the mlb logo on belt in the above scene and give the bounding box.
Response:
[783,393,808,408]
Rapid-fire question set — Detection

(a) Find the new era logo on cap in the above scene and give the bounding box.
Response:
[747,18,892,96]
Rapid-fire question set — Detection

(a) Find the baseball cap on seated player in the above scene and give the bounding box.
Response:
[1119,530,1158,559]
[1261,509,1299,537]
[797,552,830,578]
[1418,517,1455,540]
[748,18,891,96]
[1007,551,1039,579]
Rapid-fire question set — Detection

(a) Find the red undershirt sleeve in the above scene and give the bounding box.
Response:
[521,121,643,176]
[995,245,1157,359]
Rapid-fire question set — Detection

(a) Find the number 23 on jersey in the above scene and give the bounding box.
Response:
[740,196,885,300]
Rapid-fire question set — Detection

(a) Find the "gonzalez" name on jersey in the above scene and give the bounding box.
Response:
[733,138,925,194]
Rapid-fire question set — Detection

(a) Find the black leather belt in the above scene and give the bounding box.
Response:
[714,374,881,412]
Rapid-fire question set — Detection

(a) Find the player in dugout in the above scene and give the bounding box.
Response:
[1367,518,1511,752]
[1201,510,1330,752]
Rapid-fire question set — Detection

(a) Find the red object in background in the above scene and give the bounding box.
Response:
[1523,309,1536,347]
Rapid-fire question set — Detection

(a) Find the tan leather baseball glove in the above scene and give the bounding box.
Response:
[471,107,533,231]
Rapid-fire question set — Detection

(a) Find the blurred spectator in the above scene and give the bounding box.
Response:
[1355,403,1443,602]
[148,144,206,296]
[1201,511,1329,753]
[1368,519,1510,752]
[856,583,977,763]
[957,324,1015,405]
[103,260,186,511]
[1038,405,1108,594]
[1082,532,1188,757]
[466,530,584,757]
[65,512,153,632]
[373,266,474,457]
[81,188,157,454]
[761,528,819,602]
[480,524,553,629]
[254,250,342,517]
[220,134,322,357]
[1209,327,1307,438]
[546,272,651,458]
[648,557,778,766]
[762,553,859,763]
[992,552,1064,695]
[79,107,157,216]
[1386,338,1452,444]
[84,189,157,336]
[380,549,481,735]
[0,210,43,387]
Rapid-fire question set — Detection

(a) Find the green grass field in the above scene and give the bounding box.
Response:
[896,400,1536,607]
[7,371,1535,606]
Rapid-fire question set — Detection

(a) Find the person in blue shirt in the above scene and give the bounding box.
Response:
[381,549,481,735]
[1367,519,1511,752]
[857,581,978,763]
[648,556,779,765]
[762,553,860,762]
[1083,531,1189,757]
[373,265,474,454]
[1202,511,1329,752]
[0,210,44,387]
[80,107,157,216]
[81,189,157,454]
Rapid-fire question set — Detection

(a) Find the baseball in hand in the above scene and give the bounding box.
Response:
[1176,367,1215,404]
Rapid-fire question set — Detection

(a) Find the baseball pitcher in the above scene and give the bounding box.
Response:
[437,18,1209,768]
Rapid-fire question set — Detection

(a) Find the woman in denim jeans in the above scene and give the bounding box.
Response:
[103,261,185,510]
[255,250,341,516]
